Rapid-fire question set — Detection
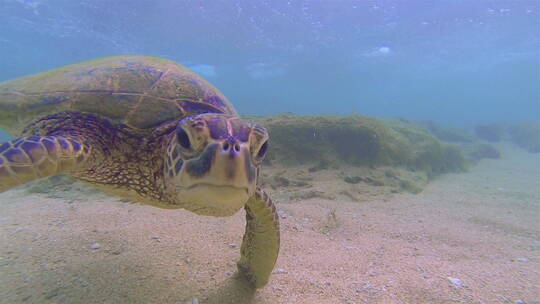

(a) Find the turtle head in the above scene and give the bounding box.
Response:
[164,113,269,216]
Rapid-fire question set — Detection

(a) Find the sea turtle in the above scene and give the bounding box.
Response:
[0,56,279,288]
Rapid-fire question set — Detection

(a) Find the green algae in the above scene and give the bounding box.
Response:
[250,114,468,179]
[421,120,475,143]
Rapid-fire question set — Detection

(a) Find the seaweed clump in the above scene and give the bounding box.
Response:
[508,122,540,153]
[250,114,468,179]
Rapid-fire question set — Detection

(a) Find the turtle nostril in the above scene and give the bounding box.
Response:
[233,143,240,152]
[222,142,230,151]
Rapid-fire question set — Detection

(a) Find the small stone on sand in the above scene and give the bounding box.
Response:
[90,243,101,250]
[447,277,462,288]
[185,298,199,304]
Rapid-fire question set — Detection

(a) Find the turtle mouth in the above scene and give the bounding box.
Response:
[175,183,251,216]
[185,183,249,194]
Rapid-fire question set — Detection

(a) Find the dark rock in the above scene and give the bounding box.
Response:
[290,190,334,200]
[364,177,384,186]
[273,176,290,187]
[291,180,310,187]
[344,176,364,184]
[308,159,330,172]
[400,180,422,194]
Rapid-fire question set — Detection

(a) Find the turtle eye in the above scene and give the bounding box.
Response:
[256,140,268,159]
[177,128,191,150]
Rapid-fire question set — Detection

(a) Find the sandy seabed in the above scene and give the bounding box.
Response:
[0,144,539,304]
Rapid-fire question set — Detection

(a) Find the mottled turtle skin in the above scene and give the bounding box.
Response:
[0,56,279,288]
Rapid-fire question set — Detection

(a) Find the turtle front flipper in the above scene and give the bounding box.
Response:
[0,136,92,192]
[237,188,280,288]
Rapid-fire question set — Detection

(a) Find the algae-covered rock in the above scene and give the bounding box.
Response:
[421,120,474,143]
[355,118,468,177]
[250,114,468,178]
[408,142,467,178]
[475,124,504,142]
[249,115,397,166]
[508,122,540,153]
[466,143,501,162]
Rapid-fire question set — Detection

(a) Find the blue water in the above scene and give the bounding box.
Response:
[0,0,539,130]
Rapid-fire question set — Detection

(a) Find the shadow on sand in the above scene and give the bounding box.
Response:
[203,273,257,304]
